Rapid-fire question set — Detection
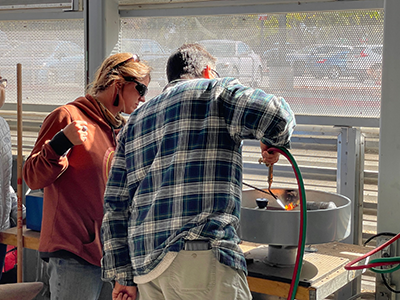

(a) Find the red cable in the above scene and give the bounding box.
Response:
[344,232,400,270]
[348,261,400,270]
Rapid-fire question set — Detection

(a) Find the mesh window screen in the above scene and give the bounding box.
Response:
[121,10,383,118]
[0,9,383,116]
[0,19,85,105]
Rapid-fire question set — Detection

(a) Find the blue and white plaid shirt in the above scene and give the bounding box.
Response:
[101,77,296,286]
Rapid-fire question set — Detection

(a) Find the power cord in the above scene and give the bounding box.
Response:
[381,273,400,294]
[363,232,396,247]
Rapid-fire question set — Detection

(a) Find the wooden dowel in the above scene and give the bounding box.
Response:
[16,63,23,283]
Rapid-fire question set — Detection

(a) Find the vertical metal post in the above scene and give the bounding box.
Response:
[335,126,365,299]
[16,63,23,283]
[377,0,400,298]
[337,126,365,245]
[84,0,120,84]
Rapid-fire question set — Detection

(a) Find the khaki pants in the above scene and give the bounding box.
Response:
[137,250,251,300]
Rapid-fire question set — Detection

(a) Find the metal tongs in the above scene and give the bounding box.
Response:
[242,158,286,210]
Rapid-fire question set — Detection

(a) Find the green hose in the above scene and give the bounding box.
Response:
[370,258,400,274]
[268,146,307,300]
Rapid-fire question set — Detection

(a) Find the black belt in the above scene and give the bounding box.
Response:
[184,240,211,251]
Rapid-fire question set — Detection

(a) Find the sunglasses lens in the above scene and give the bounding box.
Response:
[136,84,148,97]
[124,77,148,96]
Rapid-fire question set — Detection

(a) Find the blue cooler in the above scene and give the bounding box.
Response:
[25,190,43,231]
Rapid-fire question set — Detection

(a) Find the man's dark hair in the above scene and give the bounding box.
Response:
[166,43,217,82]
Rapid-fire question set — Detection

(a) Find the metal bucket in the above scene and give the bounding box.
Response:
[239,188,351,246]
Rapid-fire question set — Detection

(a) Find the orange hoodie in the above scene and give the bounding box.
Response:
[23,95,119,266]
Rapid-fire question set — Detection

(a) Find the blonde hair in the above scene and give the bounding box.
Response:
[87,52,152,96]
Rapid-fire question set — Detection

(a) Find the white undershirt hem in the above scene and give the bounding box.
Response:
[134,251,178,284]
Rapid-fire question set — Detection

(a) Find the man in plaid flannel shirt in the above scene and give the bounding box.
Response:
[101,43,296,300]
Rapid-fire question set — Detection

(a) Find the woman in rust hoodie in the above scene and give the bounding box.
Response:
[23,52,151,300]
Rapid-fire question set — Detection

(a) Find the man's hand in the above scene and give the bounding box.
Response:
[112,282,138,300]
[62,120,88,145]
[260,142,280,165]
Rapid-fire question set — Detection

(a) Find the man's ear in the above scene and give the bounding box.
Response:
[203,65,212,79]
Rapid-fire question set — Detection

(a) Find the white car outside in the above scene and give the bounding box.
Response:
[198,39,264,87]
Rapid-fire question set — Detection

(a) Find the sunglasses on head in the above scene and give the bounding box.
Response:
[0,78,7,88]
[108,54,140,76]
[124,77,148,97]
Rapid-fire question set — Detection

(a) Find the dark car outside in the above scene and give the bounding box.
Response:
[261,42,297,67]
[308,47,352,79]
[121,38,171,86]
[286,44,352,77]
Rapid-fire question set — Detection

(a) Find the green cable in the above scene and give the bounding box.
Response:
[369,257,400,274]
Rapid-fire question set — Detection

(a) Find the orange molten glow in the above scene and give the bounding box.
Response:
[285,203,296,211]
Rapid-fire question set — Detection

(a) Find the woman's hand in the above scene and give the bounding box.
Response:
[62,120,88,145]
[260,141,280,165]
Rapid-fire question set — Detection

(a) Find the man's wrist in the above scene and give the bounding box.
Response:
[113,279,137,287]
